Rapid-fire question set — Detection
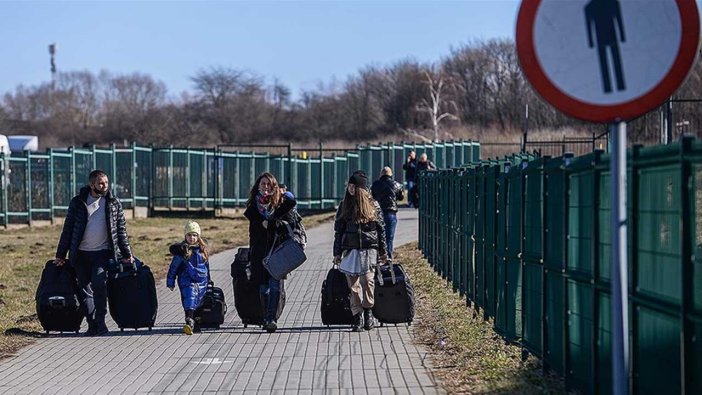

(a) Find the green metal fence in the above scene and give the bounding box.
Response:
[418,138,702,394]
[0,140,479,225]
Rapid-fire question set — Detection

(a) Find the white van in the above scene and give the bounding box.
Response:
[0,134,10,156]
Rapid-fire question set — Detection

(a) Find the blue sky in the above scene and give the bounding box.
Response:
[0,1,520,99]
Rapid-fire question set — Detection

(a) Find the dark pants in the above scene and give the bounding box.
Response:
[406,180,416,207]
[383,212,398,259]
[262,277,281,322]
[74,250,111,326]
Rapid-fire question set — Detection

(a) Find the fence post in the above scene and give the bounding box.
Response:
[679,137,693,393]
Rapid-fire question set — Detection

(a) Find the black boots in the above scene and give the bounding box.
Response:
[351,313,363,332]
[363,308,375,331]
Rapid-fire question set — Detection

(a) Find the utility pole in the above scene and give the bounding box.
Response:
[48,43,57,91]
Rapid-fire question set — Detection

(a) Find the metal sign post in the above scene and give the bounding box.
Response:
[610,121,629,395]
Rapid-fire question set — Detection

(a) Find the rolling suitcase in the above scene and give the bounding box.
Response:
[372,262,415,326]
[35,260,84,334]
[320,265,354,326]
[107,258,158,331]
[231,247,285,327]
[195,284,227,329]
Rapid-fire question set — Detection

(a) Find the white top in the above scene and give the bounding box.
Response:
[79,195,110,251]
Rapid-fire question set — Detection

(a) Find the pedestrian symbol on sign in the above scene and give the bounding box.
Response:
[585,0,626,93]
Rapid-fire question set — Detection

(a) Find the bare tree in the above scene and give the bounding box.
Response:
[415,67,459,141]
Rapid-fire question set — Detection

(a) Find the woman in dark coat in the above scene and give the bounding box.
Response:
[244,171,304,333]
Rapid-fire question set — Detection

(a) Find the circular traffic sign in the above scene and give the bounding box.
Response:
[516,0,700,123]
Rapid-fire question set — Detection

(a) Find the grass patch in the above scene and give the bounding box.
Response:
[394,242,566,394]
[0,211,333,360]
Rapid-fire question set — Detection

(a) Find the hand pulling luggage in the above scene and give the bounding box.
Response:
[231,248,286,327]
[372,261,415,326]
[320,265,354,326]
[107,257,158,331]
[195,283,227,329]
[35,260,84,333]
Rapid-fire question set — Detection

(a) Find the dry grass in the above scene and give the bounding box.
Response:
[394,242,566,395]
[0,211,334,360]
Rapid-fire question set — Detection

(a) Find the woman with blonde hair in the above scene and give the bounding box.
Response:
[333,170,387,331]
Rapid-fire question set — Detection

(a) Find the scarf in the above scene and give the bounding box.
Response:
[256,192,271,219]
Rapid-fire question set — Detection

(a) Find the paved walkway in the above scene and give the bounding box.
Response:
[0,208,445,394]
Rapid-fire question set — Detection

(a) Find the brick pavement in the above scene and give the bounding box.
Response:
[0,208,445,394]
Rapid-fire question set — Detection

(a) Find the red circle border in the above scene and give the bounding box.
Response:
[516,0,700,123]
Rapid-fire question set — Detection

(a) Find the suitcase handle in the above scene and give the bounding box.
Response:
[48,296,66,308]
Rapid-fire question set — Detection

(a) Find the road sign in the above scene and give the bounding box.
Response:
[516,0,700,123]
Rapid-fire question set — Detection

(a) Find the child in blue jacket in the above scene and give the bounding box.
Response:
[167,221,211,335]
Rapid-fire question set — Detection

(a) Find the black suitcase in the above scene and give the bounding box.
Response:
[107,258,158,331]
[195,284,227,329]
[320,266,354,326]
[35,260,84,334]
[373,262,415,325]
[231,248,285,327]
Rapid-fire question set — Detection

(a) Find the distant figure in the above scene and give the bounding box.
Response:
[371,167,404,259]
[402,151,418,208]
[414,154,436,208]
[585,0,626,93]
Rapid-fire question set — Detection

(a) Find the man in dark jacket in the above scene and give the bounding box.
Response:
[371,167,404,259]
[402,150,417,207]
[54,169,133,336]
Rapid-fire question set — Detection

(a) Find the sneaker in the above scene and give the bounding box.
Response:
[183,318,195,335]
[264,320,278,333]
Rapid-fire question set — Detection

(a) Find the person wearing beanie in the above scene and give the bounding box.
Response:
[166,220,211,335]
[371,166,404,258]
[333,169,387,332]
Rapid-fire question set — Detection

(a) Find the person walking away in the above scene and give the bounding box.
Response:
[402,151,417,207]
[414,153,437,208]
[334,170,388,332]
[53,169,133,336]
[167,221,211,335]
[244,172,305,333]
[371,166,403,259]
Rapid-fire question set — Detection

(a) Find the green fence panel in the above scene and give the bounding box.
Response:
[545,156,570,270]
[545,269,566,375]
[29,153,51,221]
[567,279,595,394]
[506,165,523,259]
[636,164,682,306]
[567,153,601,277]
[134,146,152,206]
[523,260,542,355]
[524,158,548,262]
[7,157,28,224]
[506,257,523,340]
[114,149,133,207]
[634,306,680,394]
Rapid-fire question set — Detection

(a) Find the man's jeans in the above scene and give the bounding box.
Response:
[74,249,111,326]
[406,180,416,207]
[383,212,398,259]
